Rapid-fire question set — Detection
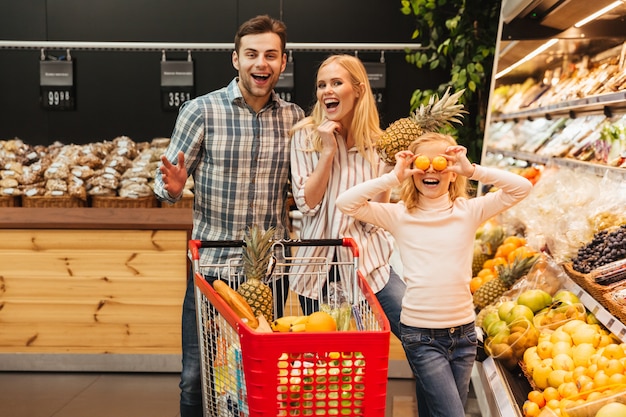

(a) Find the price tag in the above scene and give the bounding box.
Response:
[363,62,386,111]
[276,62,295,102]
[40,60,76,111]
[161,60,194,111]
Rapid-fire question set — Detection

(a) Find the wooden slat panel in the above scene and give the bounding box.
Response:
[2,275,185,299]
[0,300,181,324]
[0,322,180,351]
[0,249,187,278]
[0,229,187,251]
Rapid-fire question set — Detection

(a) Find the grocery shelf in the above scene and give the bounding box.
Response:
[484,147,626,179]
[491,91,626,122]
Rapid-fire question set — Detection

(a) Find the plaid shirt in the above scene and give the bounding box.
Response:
[154,78,304,271]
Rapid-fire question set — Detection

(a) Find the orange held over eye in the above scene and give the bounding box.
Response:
[414,155,431,170]
[432,156,448,171]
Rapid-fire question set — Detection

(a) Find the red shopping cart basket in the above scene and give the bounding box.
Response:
[190,238,390,417]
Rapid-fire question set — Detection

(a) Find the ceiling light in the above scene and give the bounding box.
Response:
[574,0,624,27]
[495,39,559,79]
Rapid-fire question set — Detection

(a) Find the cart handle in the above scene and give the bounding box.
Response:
[188,237,359,261]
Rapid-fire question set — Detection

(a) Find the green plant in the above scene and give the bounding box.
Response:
[400,0,501,161]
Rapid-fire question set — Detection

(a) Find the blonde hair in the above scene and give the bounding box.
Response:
[290,54,382,165]
[399,132,470,211]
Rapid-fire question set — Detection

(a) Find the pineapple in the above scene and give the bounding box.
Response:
[377,87,468,164]
[237,225,276,321]
[472,225,506,276]
[473,254,539,311]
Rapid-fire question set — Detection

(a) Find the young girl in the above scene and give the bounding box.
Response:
[336,132,532,417]
[289,54,405,338]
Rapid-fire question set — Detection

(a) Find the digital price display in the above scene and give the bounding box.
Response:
[161,60,194,111]
[364,62,387,112]
[276,62,295,102]
[40,60,76,111]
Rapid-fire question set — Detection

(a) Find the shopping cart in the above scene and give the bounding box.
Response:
[190,238,390,417]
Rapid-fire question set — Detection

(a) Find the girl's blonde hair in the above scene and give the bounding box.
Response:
[400,132,470,211]
[289,54,382,165]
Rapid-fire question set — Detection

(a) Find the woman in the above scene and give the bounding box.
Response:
[289,54,405,338]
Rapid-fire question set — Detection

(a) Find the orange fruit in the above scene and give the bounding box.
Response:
[478,268,495,278]
[432,155,448,171]
[503,235,526,248]
[495,243,517,259]
[470,277,483,294]
[305,311,337,332]
[414,155,431,170]
[527,390,546,408]
[507,246,536,263]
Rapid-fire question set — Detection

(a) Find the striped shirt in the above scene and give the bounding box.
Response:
[154,78,304,272]
[289,128,395,298]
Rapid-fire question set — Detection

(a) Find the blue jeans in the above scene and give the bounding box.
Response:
[179,270,289,417]
[400,321,478,417]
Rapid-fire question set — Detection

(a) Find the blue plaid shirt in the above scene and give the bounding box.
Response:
[154,78,304,271]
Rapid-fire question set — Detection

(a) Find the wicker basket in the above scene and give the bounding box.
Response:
[0,195,21,207]
[602,282,626,324]
[91,195,159,208]
[562,262,608,301]
[22,195,87,208]
[161,194,193,209]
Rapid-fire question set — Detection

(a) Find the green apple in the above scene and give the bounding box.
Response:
[553,289,580,305]
[517,289,552,313]
[481,310,501,333]
[498,300,517,321]
[505,304,535,325]
[487,320,509,338]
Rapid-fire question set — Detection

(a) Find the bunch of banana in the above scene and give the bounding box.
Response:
[271,315,309,332]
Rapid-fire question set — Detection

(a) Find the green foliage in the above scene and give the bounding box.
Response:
[400,0,501,161]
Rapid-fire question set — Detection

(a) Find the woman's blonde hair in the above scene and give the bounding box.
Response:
[290,54,382,165]
[399,132,470,211]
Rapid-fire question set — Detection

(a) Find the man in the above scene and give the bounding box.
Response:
[153,15,304,417]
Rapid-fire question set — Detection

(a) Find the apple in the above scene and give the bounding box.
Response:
[498,300,517,321]
[547,369,569,388]
[552,353,574,371]
[517,289,552,313]
[572,343,596,367]
[486,320,509,338]
[571,324,601,347]
[505,304,534,325]
[481,310,501,333]
[532,360,553,390]
[595,402,626,417]
[552,289,580,305]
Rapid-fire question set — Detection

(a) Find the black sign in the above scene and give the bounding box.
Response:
[161,60,194,111]
[363,62,387,111]
[276,62,295,102]
[40,60,76,111]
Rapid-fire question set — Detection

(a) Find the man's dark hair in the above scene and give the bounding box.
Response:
[234,15,287,54]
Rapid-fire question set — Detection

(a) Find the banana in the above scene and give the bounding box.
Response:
[212,280,259,329]
[290,323,307,332]
[291,315,310,326]
[272,316,300,332]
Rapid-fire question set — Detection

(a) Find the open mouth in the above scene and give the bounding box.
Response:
[252,74,270,82]
[324,99,339,109]
[423,178,440,186]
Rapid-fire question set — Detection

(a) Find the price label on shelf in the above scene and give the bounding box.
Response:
[364,62,387,111]
[40,60,76,111]
[161,60,194,112]
[275,62,295,102]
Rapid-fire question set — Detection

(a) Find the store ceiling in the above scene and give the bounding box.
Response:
[496,0,626,82]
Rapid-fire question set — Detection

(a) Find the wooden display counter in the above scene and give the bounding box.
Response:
[0,208,191,371]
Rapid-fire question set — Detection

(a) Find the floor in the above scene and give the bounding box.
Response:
[0,372,482,417]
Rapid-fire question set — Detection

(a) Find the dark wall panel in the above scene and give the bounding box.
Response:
[0,0,440,146]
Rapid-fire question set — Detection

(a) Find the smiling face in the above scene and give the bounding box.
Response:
[412,140,457,200]
[315,61,360,128]
[232,32,286,112]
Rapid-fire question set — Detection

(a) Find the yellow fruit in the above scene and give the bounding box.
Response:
[542,386,560,402]
[601,343,625,360]
[305,311,337,332]
[596,403,626,417]
[432,155,447,171]
[503,235,526,248]
[527,390,546,408]
[414,155,431,170]
[522,400,540,417]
